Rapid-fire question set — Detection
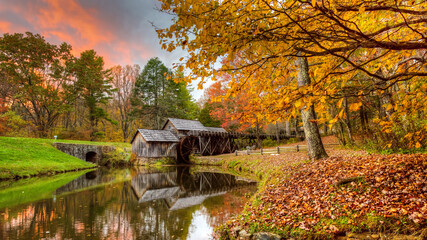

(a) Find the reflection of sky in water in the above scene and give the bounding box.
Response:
[0,167,257,240]
[187,207,213,240]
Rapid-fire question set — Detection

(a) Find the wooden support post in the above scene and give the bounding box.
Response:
[296,145,299,152]
[261,148,263,155]
[277,146,280,154]
[246,146,250,155]
[235,150,238,156]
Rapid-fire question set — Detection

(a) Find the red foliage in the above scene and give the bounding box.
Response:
[205,71,266,132]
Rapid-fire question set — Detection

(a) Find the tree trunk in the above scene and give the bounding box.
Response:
[294,116,299,138]
[337,121,346,145]
[359,105,366,133]
[275,122,280,145]
[343,97,354,144]
[297,56,328,160]
[323,121,328,135]
[285,120,291,136]
[255,119,261,149]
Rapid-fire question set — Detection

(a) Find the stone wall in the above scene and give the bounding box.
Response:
[53,143,115,163]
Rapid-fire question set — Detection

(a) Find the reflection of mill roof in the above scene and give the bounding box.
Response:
[139,187,180,203]
[163,118,208,131]
[131,171,256,210]
[168,193,225,211]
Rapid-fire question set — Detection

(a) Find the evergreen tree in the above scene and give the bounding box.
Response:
[131,58,199,129]
[71,50,115,140]
[199,103,221,128]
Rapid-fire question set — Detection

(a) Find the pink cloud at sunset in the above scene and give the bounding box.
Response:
[0,0,178,67]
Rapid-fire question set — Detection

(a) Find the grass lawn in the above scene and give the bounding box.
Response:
[55,138,131,149]
[0,137,96,179]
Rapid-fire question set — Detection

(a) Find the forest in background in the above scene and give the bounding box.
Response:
[0,32,326,145]
[0,32,199,142]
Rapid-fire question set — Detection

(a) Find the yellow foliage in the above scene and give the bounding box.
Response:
[156,0,426,149]
[349,102,363,112]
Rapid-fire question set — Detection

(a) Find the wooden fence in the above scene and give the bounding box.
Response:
[234,144,340,156]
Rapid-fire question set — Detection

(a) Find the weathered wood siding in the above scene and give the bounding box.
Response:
[163,121,188,138]
[164,121,176,132]
[132,133,177,158]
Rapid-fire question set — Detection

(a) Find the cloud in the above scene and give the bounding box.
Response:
[0,21,12,33]
[0,0,173,67]
[0,0,207,99]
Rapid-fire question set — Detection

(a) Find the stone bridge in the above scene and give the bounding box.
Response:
[53,142,115,163]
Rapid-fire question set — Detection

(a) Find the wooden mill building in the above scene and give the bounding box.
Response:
[131,118,297,164]
[131,118,228,164]
[130,129,180,165]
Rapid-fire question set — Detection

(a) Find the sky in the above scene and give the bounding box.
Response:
[0,0,206,99]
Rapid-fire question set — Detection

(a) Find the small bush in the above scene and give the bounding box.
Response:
[155,157,176,165]
[286,138,299,144]
[101,149,130,167]
[262,137,277,147]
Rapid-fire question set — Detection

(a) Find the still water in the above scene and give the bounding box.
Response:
[0,166,257,240]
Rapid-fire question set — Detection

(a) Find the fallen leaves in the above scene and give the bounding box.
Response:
[223,151,427,237]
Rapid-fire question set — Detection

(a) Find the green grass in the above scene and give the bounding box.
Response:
[55,139,131,148]
[0,170,89,209]
[0,137,96,179]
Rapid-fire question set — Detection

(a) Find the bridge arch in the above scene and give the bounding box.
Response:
[86,151,98,163]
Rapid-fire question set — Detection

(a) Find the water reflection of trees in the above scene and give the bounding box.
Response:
[0,167,256,240]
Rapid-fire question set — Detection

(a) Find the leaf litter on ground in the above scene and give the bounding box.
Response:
[221,143,426,238]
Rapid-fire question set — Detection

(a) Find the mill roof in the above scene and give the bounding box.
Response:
[131,129,179,143]
[205,127,227,133]
[163,118,208,131]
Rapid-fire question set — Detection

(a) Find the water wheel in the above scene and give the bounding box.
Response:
[178,136,199,163]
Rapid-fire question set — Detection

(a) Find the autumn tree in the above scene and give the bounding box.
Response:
[0,32,74,137]
[203,68,270,148]
[110,64,140,142]
[71,50,115,140]
[156,0,426,156]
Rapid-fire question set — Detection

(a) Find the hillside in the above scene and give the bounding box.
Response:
[0,137,95,179]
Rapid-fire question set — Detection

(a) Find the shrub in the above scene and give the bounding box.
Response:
[100,149,130,167]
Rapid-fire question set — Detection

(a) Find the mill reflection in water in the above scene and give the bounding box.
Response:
[0,166,257,240]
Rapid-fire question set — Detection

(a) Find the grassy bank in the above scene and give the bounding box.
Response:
[55,139,131,148]
[0,137,96,179]
[196,143,427,239]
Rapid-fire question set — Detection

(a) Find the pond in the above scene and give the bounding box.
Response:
[0,166,257,239]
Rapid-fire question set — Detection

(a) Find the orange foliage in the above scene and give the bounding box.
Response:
[157,0,427,149]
